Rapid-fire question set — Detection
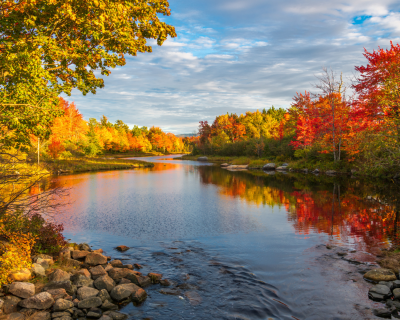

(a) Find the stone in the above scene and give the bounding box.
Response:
[73,308,85,317]
[160,288,182,295]
[53,299,74,312]
[99,316,112,320]
[118,279,131,285]
[364,268,397,282]
[0,313,25,320]
[100,300,118,311]
[77,269,91,278]
[148,273,162,284]
[281,163,289,166]
[131,288,147,303]
[369,285,391,298]
[220,163,229,167]
[394,288,400,300]
[185,291,202,306]
[136,276,151,288]
[70,274,93,288]
[133,264,143,269]
[379,281,394,289]
[103,311,128,320]
[107,268,136,282]
[71,251,90,260]
[0,298,3,309]
[30,264,45,277]
[262,163,275,170]
[77,297,102,309]
[59,248,71,261]
[104,265,113,272]
[29,311,50,320]
[373,308,392,318]
[369,292,386,302]
[3,296,21,314]
[302,168,309,173]
[90,266,107,280]
[97,289,111,303]
[78,243,91,251]
[46,289,69,301]
[276,166,288,171]
[313,169,320,174]
[115,246,129,252]
[18,292,54,310]
[9,282,35,299]
[8,269,31,282]
[72,299,79,307]
[160,279,171,286]
[49,269,71,283]
[42,281,76,296]
[85,253,108,266]
[87,311,102,318]
[110,261,123,268]
[77,287,99,301]
[121,265,133,270]
[110,283,141,302]
[326,170,337,175]
[197,157,208,161]
[51,311,70,318]
[393,280,400,290]
[93,249,103,254]
[94,275,115,292]
[55,317,72,320]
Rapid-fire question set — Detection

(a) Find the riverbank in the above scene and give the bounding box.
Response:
[44,157,154,175]
[177,155,400,180]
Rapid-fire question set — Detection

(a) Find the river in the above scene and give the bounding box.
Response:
[37,155,400,319]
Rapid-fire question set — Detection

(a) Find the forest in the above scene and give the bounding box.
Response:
[30,98,190,161]
[189,42,400,177]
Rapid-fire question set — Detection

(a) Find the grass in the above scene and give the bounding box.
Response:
[176,155,281,169]
[45,157,154,174]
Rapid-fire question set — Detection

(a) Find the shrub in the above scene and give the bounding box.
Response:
[0,215,36,285]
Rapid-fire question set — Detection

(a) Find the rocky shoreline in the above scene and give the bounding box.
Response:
[0,243,168,320]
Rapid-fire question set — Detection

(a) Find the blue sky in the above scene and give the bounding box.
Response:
[67,0,400,134]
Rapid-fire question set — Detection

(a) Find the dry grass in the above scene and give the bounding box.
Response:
[377,251,400,274]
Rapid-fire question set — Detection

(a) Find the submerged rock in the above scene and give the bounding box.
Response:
[110,283,142,302]
[115,246,130,252]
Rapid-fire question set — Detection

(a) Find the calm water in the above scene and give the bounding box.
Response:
[38,156,400,320]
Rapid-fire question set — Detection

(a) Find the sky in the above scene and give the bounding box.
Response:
[66,0,400,134]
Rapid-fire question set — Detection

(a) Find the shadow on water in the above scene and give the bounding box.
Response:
[30,156,400,319]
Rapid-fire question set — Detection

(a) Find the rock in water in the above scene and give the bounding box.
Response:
[116,246,130,252]
[364,268,397,282]
[110,283,141,302]
[373,308,392,318]
[185,291,202,306]
[369,285,391,301]
[131,287,147,303]
[262,163,275,170]
[9,282,35,299]
[18,292,54,310]
[148,273,162,284]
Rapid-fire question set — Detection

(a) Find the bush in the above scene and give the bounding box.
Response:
[0,214,36,285]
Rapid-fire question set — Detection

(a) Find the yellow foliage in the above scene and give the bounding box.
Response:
[0,217,37,286]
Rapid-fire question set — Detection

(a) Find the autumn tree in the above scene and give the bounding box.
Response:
[0,0,176,149]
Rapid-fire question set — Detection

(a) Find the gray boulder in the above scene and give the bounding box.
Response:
[53,299,74,312]
[77,286,99,301]
[108,268,136,282]
[110,260,123,268]
[262,163,275,170]
[90,265,107,280]
[364,268,397,282]
[45,288,69,301]
[85,253,108,266]
[136,276,151,288]
[110,283,141,302]
[18,292,54,310]
[49,269,71,282]
[3,296,21,314]
[70,274,93,288]
[276,166,288,171]
[51,312,70,318]
[281,163,289,167]
[103,311,128,320]
[394,288,400,300]
[131,287,147,303]
[9,282,35,299]
[99,316,112,320]
[369,284,391,301]
[77,297,102,309]
[101,300,118,311]
[28,311,51,320]
[42,281,76,296]
[94,275,115,292]
[71,250,90,260]
[98,289,112,302]
[30,263,45,277]
[78,243,91,251]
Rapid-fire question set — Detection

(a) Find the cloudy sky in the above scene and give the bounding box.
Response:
[66,0,400,134]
